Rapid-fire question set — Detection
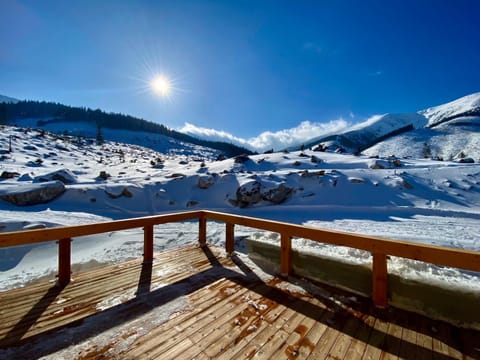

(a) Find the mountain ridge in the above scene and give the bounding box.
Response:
[302,92,480,161]
[0,95,19,104]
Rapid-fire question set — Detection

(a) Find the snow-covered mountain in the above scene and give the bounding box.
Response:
[0,94,19,103]
[306,93,480,161]
[421,92,480,128]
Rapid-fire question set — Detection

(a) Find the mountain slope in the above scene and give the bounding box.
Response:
[304,113,426,154]
[0,95,19,103]
[305,92,480,160]
[421,92,480,128]
[0,100,253,157]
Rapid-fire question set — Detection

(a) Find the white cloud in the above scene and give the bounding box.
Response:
[179,119,351,153]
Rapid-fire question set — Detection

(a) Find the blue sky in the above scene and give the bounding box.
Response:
[1,0,479,150]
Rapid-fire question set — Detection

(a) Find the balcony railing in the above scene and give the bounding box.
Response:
[1,210,479,307]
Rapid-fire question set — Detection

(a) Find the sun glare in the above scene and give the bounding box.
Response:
[151,75,171,96]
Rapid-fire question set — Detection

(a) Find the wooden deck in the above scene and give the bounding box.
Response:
[0,245,478,359]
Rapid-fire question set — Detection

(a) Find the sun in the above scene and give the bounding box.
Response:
[151,75,171,96]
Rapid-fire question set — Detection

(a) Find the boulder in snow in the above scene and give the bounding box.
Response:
[104,187,133,199]
[458,157,475,163]
[98,171,111,180]
[235,181,264,208]
[0,171,20,179]
[348,177,365,184]
[369,159,387,169]
[234,181,293,207]
[0,181,66,206]
[310,155,320,164]
[262,183,293,204]
[198,175,215,189]
[234,154,250,164]
[34,169,78,184]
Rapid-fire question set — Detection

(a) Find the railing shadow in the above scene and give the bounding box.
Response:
[0,248,231,356]
[1,246,477,359]
[227,254,476,360]
[0,283,66,348]
[136,260,153,296]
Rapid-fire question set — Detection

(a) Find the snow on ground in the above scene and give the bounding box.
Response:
[1,124,480,292]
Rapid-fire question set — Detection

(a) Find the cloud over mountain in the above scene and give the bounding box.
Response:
[179,119,351,152]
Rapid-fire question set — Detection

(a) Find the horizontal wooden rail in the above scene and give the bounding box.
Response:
[0,211,203,248]
[0,209,479,307]
[202,211,480,273]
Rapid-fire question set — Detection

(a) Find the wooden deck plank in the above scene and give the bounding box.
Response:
[380,313,403,360]
[322,314,362,360]
[0,255,219,344]
[216,309,288,359]
[0,245,205,318]
[202,294,278,358]
[216,300,297,359]
[174,287,269,359]
[0,245,219,347]
[126,281,258,359]
[341,314,376,359]
[275,312,318,359]
[362,316,389,360]
[0,244,478,360]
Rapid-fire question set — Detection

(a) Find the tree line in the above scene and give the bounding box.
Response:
[0,100,253,157]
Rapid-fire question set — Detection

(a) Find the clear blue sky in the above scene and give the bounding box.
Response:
[1,0,479,139]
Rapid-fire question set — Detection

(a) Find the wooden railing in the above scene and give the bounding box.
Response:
[1,210,479,307]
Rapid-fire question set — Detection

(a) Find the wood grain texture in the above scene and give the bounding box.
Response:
[1,245,478,359]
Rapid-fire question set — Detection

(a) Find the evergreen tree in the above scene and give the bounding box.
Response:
[0,103,7,125]
[96,123,104,145]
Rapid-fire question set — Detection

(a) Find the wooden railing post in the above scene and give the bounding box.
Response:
[58,238,72,286]
[143,224,154,263]
[199,215,207,247]
[280,233,292,278]
[226,223,235,256]
[372,252,388,307]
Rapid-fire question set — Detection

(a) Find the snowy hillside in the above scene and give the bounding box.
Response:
[306,92,480,160]
[363,124,480,160]
[421,92,480,128]
[12,118,220,160]
[1,124,479,291]
[0,94,18,103]
[305,113,426,153]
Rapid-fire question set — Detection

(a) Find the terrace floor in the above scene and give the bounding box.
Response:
[0,244,478,359]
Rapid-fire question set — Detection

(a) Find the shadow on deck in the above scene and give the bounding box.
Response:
[0,245,478,359]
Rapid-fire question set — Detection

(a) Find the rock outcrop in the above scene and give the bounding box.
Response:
[262,183,293,204]
[233,180,293,207]
[235,181,264,207]
[0,171,20,179]
[34,169,78,184]
[0,181,66,206]
[198,175,215,189]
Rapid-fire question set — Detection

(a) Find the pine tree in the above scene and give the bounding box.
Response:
[96,123,104,145]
